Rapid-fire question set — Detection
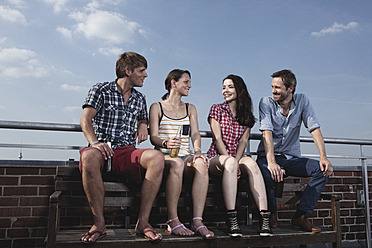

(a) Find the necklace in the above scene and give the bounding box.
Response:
[170,102,179,118]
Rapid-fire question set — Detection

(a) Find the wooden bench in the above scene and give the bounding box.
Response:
[45,166,341,248]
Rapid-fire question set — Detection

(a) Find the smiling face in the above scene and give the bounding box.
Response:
[222,78,237,102]
[127,66,148,87]
[173,73,191,96]
[271,77,293,103]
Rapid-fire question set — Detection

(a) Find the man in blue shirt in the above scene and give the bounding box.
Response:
[257,69,333,233]
[79,52,164,244]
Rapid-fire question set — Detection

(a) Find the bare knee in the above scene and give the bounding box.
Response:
[142,150,165,173]
[80,149,103,176]
[224,157,238,173]
[193,158,209,175]
[240,157,260,175]
[169,158,184,175]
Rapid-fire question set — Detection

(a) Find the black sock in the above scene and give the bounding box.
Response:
[227,209,236,214]
[293,209,306,219]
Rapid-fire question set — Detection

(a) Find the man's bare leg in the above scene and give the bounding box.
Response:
[135,149,164,240]
[80,149,106,243]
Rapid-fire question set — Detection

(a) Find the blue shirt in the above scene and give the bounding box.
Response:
[83,80,148,148]
[257,93,320,158]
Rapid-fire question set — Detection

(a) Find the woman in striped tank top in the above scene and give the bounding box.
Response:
[149,69,214,239]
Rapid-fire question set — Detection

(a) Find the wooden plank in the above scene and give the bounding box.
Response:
[55,225,337,248]
[55,181,131,192]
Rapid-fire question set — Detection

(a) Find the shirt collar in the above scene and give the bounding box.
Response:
[272,94,297,116]
[221,101,235,118]
[111,79,139,98]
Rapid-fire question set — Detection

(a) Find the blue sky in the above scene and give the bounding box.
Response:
[0,0,371,162]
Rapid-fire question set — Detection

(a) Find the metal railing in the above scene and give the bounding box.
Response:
[0,120,371,247]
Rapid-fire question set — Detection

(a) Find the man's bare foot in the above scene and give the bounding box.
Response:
[80,224,107,244]
[135,220,162,242]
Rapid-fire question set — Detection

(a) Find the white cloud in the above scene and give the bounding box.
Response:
[7,0,26,9]
[0,37,6,44]
[0,5,27,24]
[69,7,145,45]
[42,0,69,13]
[98,46,124,56]
[56,26,72,39]
[63,106,80,112]
[311,21,359,37]
[0,48,48,78]
[60,83,86,91]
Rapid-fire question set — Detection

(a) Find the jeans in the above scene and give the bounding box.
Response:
[256,155,328,214]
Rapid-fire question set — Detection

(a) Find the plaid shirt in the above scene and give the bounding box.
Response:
[207,102,247,159]
[83,80,148,148]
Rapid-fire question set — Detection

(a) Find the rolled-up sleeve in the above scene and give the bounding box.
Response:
[259,97,274,132]
[300,95,320,133]
[82,85,102,112]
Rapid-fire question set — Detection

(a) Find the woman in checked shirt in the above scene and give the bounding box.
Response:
[207,74,272,237]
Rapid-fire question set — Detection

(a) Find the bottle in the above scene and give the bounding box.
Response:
[170,126,182,158]
[107,139,112,172]
[274,168,285,198]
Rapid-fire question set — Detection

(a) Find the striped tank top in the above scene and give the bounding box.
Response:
[158,102,191,156]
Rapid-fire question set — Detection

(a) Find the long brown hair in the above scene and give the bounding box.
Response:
[224,74,255,128]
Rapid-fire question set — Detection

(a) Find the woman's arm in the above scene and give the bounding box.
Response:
[235,127,250,161]
[189,104,208,164]
[209,117,229,156]
[149,103,164,148]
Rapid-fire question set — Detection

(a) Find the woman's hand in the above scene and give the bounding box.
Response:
[167,136,181,149]
[191,151,210,167]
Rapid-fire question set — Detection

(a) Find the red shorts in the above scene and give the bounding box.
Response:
[79,145,147,183]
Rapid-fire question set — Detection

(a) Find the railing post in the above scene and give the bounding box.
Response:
[360,145,371,248]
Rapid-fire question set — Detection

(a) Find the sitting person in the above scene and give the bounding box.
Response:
[256,69,333,232]
[207,74,272,237]
[149,69,215,239]
[79,52,164,244]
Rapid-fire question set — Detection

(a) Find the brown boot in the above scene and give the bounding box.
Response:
[292,215,321,233]
[270,212,278,228]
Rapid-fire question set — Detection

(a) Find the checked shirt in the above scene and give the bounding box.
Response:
[207,102,247,159]
[83,80,148,148]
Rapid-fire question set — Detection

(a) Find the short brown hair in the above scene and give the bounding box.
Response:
[116,52,147,78]
[271,69,297,94]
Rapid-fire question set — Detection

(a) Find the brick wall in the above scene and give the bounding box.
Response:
[0,163,371,248]
[0,166,56,248]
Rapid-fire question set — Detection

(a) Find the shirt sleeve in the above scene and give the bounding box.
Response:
[258,97,274,132]
[138,95,148,121]
[82,84,103,112]
[300,94,320,132]
[208,104,221,123]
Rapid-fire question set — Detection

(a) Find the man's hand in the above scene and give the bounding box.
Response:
[92,142,113,160]
[319,158,333,177]
[135,122,148,145]
[267,162,285,182]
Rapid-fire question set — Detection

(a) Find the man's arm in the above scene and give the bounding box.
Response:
[262,130,284,182]
[80,106,113,159]
[311,128,333,177]
[136,119,148,145]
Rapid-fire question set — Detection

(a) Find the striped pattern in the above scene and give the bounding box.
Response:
[159,114,190,156]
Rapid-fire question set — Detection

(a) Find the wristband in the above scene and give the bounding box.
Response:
[194,147,201,152]
[91,141,99,146]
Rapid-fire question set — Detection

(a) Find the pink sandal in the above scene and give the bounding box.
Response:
[165,217,194,236]
[191,217,216,240]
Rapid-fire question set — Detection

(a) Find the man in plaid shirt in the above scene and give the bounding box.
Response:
[79,52,164,244]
